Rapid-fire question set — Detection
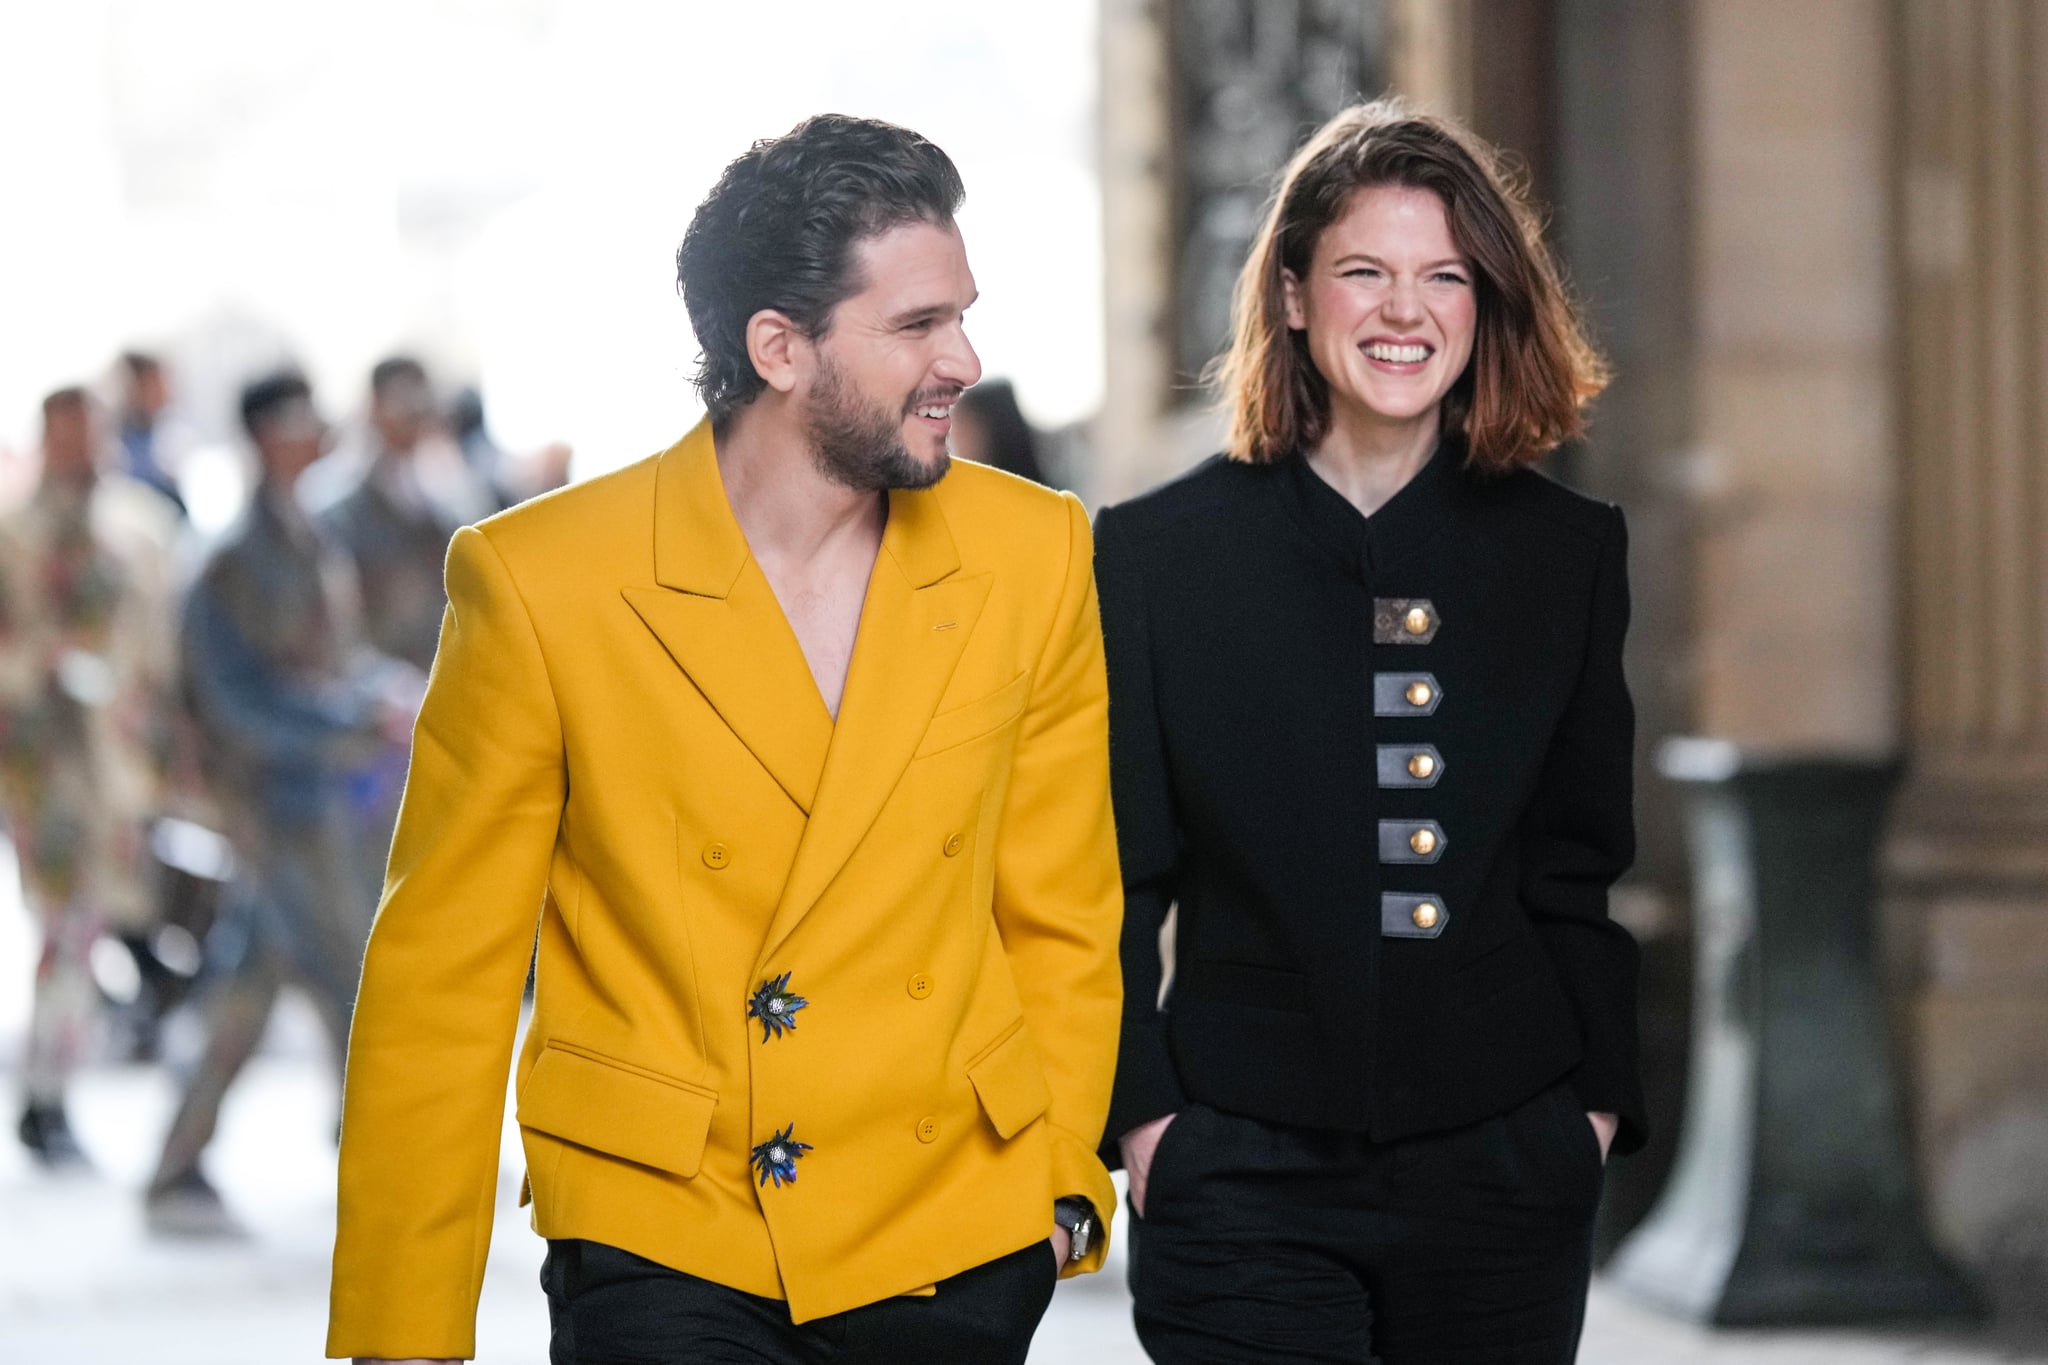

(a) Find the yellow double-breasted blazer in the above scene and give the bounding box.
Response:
[327,421,1123,1359]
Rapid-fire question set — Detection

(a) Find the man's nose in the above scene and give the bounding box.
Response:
[937,327,982,390]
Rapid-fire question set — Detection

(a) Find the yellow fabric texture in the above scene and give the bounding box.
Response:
[327,421,1123,1359]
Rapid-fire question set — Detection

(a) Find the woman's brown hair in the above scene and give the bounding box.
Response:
[1213,99,1608,472]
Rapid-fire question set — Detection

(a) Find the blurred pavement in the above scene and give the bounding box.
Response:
[0,908,2040,1365]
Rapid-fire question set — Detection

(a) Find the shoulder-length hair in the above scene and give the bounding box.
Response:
[1213,99,1608,472]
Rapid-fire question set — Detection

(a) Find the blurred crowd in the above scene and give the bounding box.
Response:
[0,351,568,1236]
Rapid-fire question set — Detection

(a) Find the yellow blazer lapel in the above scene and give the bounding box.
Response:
[622,422,833,813]
[755,484,990,966]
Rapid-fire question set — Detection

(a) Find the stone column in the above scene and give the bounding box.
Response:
[1547,0,1698,1255]
[1388,0,1472,121]
[1610,748,1975,1324]
[1685,0,1900,753]
[1888,0,2048,1321]
[1095,0,1178,505]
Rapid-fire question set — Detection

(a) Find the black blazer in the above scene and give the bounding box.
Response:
[1095,447,1645,1159]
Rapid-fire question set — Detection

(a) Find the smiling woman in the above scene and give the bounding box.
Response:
[1282,183,1479,448]
[1213,101,1607,476]
[1095,99,1639,1364]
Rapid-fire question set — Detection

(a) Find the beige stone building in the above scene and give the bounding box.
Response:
[1094,0,2048,1328]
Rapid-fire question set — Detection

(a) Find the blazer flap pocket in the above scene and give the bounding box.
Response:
[916,671,1031,758]
[967,1021,1052,1140]
[517,1043,718,1178]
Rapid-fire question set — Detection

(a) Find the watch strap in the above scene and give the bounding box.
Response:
[1053,1196,1096,1263]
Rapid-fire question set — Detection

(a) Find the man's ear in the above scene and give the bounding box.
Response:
[746,310,807,396]
[1281,269,1307,332]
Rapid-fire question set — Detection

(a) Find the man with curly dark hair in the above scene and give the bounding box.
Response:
[329,115,1123,1365]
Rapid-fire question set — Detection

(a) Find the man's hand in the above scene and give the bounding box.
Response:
[1050,1223,1072,1271]
[1118,1112,1176,1219]
[1588,1110,1618,1163]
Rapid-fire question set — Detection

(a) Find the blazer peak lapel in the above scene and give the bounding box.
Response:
[623,422,832,813]
[623,574,831,813]
[755,486,988,964]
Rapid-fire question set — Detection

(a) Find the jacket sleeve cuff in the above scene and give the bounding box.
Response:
[1048,1126,1119,1278]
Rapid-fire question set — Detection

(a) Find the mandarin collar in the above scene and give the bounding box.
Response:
[1275,441,1462,580]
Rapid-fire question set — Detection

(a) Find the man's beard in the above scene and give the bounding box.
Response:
[803,354,952,493]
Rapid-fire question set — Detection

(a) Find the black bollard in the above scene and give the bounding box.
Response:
[1608,740,1980,1325]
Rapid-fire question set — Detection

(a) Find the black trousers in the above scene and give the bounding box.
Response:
[1130,1080,1603,1364]
[542,1236,1057,1365]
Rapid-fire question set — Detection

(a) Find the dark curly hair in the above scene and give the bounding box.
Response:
[676,114,966,426]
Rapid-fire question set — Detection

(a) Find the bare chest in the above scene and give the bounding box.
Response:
[760,562,871,719]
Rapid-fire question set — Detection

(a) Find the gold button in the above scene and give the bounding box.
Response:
[916,1117,939,1143]
[1407,752,1437,780]
[1405,680,1434,707]
[702,841,730,869]
[908,973,934,1000]
[1409,828,1438,856]
[1412,902,1442,930]
[942,832,964,857]
[1404,606,1432,636]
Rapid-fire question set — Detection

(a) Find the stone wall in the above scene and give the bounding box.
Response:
[1888,0,2048,1323]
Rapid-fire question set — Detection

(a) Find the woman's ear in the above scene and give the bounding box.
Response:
[746,310,805,396]
[1281,269,1307,332]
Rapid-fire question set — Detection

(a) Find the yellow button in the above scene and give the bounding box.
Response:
[916,1117,939,1143]
[702,841,731,869]
[1412,902,1442,930]
[1410,828,1438,856]
[908,973,934,1000]
[1407,752,1437,780]
[1405,680,1434,707]
[1404,606,1432,636]
[942,832,964,857]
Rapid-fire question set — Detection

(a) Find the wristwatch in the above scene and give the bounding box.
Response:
[1053,1196,1097,1264]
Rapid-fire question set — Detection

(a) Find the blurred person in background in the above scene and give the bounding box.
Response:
[0,386,179,1168]
[1096,102,1639,1363]
[952,378,1048,486]
[528,439,574,500]
[320,356,487,673]
[319,356,479,899]
[143,370,416,1235]
[447,383,576,512]
[447,384,516,513]
[112,350,192,517]
[112,347,231,1055]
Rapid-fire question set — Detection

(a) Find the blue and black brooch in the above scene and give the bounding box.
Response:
[751,1124,813,1188]
[747,972,809,1042]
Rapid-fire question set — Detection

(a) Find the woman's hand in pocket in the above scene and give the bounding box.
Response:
[1587,1111,1618,1164]
[1119,1113,1177,1218]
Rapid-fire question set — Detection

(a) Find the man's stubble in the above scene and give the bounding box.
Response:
[802,352,952,493]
